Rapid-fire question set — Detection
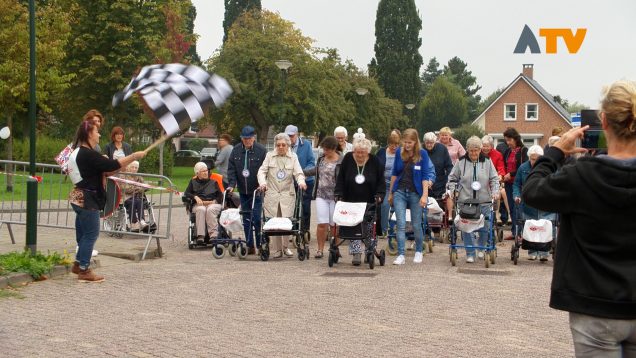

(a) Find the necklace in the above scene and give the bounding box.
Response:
[275,155,287,180]
[355,163,366,184]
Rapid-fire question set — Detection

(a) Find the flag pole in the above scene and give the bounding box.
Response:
[143,134,171,155]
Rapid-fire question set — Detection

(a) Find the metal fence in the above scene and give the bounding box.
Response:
[0,160,176,260]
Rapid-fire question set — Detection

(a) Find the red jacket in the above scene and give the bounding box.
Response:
[486,149,505,176]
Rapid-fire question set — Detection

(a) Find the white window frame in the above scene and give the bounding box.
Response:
[525,103,539,121]
[504,103,517,121]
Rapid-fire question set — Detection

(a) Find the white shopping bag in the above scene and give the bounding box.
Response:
[333,201,368,227]
[454,214,485,233]
[522,219,553,243]
[263,217,293,231]
[219,208,243,234]
[427,197,443,214]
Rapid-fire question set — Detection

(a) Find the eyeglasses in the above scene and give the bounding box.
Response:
[276,143,288,147]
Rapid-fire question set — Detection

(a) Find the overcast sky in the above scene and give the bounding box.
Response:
[192,0,636,110]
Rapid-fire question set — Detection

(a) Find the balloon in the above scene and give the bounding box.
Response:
[0,127,9,140]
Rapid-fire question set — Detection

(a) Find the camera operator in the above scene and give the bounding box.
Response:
[522,80,636,357]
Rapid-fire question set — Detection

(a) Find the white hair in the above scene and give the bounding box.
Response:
[334,126,348,136]
[194,162,208,174]
[423,132,437,143]
[352,138,372,153]
[548,136,560,146]
[466,136,483,150]
[481,135,494,146]
[528,145,544,157]
[273,133,291,146]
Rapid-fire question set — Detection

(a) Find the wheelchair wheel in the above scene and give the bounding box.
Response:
[228,243,237,257]
[450,249,457,266]
[426,239,434,253]
[212,244,225,259]
[237,243,248,259]
[378,249,386,266]
[386,237,398,255]
[367,252,375,270]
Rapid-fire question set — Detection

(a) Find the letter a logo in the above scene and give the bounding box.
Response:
[514,25,541,54]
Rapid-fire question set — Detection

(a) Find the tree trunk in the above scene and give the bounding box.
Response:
[6,113,13,192]
[249,106,268,145]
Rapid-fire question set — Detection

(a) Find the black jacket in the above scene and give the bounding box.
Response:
[226,142,267,195]
[103,142,132,160]
[503,145,528,179]
[522,146,636,319]
[426,143,453,199]
[184,177,221,203]
[334,152,385,203]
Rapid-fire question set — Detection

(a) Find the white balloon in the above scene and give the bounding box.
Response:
[0,127,9,140]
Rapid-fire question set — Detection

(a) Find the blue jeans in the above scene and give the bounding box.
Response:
[71,204,100,270]
[240,193,262,247]
[505,182,517,234]
[380,182,391,235]
[461,204,491,257]
[393,190,424,256]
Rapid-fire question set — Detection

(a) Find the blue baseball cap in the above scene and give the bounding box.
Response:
[240,126,256,138]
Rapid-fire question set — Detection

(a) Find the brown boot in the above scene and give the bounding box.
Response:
[78,268,105,283]
[71,262,80,275]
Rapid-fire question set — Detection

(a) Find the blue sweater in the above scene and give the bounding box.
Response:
[390,148,435,196]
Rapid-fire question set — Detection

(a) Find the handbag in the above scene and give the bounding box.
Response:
[458,160,481,220]
[333,201,367,227]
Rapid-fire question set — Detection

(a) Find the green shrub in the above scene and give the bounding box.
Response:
[186,138,208,152]
[132,142,174,177]
[452,123,485,149]
[7,136,70,164]
[0,250,69,279]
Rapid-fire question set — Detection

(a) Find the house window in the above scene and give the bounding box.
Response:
[526,103,538,121]
[504,103,516,121]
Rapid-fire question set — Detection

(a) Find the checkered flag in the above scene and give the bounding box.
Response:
[112,63,233,136]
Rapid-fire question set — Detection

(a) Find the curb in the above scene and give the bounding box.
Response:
[0,259,100,289]
[100,249,162,262]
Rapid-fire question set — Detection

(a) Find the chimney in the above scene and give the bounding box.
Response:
[522,64,534,79]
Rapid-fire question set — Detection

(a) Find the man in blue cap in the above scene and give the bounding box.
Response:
[285,125,316,235]
[227,125,267,254]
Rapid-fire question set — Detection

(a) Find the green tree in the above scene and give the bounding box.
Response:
[372,0,423,109]
[420,57,442,97]
[209,11,358,143]
[184,4,201,65]
[477,87,504,115]
[443,56,481,120]
[222,0,261,43]
[416,76,467,133]
[451,123,485,149]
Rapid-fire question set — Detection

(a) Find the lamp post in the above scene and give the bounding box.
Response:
[355,87,368,96]
[405,103,415,110]
[275,60,292,123]
[405,103,415,126]
[26,0,37,255]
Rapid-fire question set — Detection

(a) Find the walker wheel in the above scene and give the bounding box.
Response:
[304,245,310,261]
[426,240,433,253]
[368,253,375,270]
[484,253,490,268]
[303,230,311,244]
[260,249,269,262]
[237,243,248,259]
[379,250,386,266]
[297,247,305,261]
[188,243,195,250]
[387,237,398,256]
[212,244,225,259]
[489,252,496,265]
[497,229,504,243]
[328,251,334,267]
[228,243,237,256]
[450,250,457,266]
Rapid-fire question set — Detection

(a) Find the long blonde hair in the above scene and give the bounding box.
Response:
[401,128,421,163]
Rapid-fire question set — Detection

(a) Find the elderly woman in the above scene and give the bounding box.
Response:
[502,128,528,239]
[447,136,499,263]
[303,136,343,259]
[104,126,132,160]
[513,145,554,260]
[184,162,223,244]
[334,132,385,266]
[334,126,353,154]
[438,126,466,164]
[257,133,307,258]
[121,161,149,232]
[481,135,508,224]
[423,132,453,200]
[375,129,401,235]
[388,128,434,265]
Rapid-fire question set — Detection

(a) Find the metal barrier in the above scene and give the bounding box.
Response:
[0,160,176,260]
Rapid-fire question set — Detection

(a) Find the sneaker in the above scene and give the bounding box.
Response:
[466,256,475,263]
[283,248,294,257]
[393,255,405,265]
[271,250,283,258]
[413,252,423,264]
[477,251,484,259]
[196,235,205,245]
[352,253,362,266]
[539,256,548,262]
[71,262,80,275]
[77,269,104,283]
[528,254,538,261]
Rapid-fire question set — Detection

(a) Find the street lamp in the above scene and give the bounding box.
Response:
[405,103,415,110]
[355,87,369,96]
[275,60,292,122]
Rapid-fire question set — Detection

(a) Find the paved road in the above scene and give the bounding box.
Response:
[0,204,573,357]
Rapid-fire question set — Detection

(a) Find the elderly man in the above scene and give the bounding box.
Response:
[285,125,315,235]
[227,126,267,254]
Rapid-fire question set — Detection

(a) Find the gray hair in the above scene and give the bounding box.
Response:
[273,133,291,146]
[481,135,494,146]
[352,138,372,153]
[466,136,483,150]
[528,144,544,157]
[423,132,437,143]
[334,126,348,136]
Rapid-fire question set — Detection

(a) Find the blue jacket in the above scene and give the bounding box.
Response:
[513,160,555,219]
[291,137,315,183]
[390,148,435,196]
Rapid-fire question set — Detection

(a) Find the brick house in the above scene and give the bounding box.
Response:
[472,64,573,147]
